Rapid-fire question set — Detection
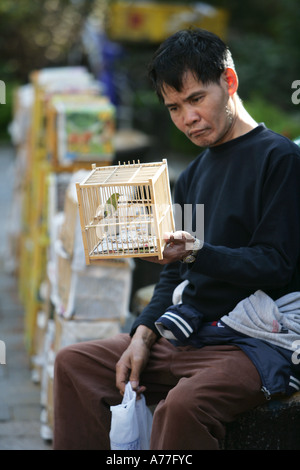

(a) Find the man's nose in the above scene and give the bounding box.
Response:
[183,106,200,126]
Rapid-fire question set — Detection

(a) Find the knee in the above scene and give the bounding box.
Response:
[54,344,79,378]
[156,380,195,418]
[55,343,73,363]
[155,378,215,421]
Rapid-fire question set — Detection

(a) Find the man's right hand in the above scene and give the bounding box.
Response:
[115,325,157,397]
[142,231,195,265]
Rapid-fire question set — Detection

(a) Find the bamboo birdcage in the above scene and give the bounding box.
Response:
[76,159,174,263]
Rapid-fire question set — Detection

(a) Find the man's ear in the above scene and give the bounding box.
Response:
[223,68,238,96]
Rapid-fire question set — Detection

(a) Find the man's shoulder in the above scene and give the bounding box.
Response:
[260,126,300,155]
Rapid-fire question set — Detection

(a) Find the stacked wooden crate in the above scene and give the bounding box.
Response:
[15,66,116,353]
[38,174,133,439]
[8,66,134,440]
[10,65,175,442]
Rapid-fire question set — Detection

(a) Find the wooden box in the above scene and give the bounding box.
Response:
[46,94,116,169]
[76,159,174,263]
[54,315,121,353]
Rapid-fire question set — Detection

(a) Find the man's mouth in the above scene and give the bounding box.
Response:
[188,128,209,138]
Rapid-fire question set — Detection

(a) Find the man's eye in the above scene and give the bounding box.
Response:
[192,96,203,103]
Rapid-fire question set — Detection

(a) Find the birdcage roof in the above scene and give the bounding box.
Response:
[80,160,167,186]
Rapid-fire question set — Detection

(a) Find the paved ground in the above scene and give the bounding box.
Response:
[0,145,52,450]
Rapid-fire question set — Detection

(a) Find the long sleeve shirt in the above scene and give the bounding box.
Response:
[131,124,300,336]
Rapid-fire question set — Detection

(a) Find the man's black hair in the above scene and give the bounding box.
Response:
[148,28,235,102]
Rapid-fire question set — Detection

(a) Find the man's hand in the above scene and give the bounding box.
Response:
[115,325,157,397]
[144,230,195,265]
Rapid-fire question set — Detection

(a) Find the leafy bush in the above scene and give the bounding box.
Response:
[244,95,300,140]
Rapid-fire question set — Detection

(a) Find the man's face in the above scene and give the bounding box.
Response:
[161,69,236,148]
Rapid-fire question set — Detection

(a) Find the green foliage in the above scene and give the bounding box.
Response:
[244,96,300,140]
[0,0,96,141]
[210,0,300,110]
[0,0,95,82]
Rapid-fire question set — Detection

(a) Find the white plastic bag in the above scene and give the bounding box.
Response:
[109,382,153,450]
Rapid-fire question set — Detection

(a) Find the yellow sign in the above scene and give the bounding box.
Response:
[106,1,228,43]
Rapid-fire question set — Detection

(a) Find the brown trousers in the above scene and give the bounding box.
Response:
[53,333,266,450]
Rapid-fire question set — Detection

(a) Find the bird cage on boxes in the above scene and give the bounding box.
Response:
[76,159,174,263]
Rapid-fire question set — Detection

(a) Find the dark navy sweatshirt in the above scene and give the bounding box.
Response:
[131,124,300,336]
